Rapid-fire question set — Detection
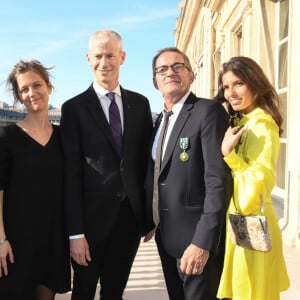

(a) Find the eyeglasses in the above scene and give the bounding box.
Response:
[155,62,190,76]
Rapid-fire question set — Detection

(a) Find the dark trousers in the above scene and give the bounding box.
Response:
[155,228,224,300]
[71,199,141,300]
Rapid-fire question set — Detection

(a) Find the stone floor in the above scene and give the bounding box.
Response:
[55,238,168,300]
[56,237,300,300]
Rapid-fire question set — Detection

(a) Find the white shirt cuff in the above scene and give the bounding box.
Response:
[69,234,85,239]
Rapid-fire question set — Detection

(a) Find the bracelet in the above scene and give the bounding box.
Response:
[0,237,7,245]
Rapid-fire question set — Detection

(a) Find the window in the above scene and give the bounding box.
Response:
[234,26,243,55]
[276,0,289,190]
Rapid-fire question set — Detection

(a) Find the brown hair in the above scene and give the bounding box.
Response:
[7,59,53,105]
[214,56,283,135]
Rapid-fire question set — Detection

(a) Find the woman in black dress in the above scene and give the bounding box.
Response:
[0,60,71,299]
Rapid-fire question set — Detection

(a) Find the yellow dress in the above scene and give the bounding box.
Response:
[217,108,290,300]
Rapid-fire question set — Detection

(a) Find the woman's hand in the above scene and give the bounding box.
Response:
[143,227,156,242]
[221,125,247,157]
[0,240,14,277]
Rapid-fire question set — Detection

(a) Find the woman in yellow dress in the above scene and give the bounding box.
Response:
[215,56,290,300]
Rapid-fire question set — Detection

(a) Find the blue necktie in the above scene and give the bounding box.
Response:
[107,92,122,154]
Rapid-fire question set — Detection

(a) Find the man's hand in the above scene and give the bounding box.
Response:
[70,237,91,266]
[180,244,209,275]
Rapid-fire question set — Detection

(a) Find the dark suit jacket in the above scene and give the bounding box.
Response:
[60,85,153,241]
[145,93,232,258]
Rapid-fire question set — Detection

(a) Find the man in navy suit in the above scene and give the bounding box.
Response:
[144,47,232,300]
[60,29,153,300]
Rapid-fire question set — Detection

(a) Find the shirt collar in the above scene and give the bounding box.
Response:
[162,91,191,116]
[93,82,121,98]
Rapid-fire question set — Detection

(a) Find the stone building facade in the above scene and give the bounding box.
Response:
[174,0,300,249]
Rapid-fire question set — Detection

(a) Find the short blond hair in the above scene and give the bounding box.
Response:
[88,29,123,51]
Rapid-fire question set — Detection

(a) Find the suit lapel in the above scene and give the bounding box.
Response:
[145,112,162,191]
[85,85,119,154]
[120,87,132,156]
[152,112,163,141]
[160,95,195,171]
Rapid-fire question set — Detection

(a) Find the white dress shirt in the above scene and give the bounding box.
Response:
[152,92,190,161]
[93,82,124,132]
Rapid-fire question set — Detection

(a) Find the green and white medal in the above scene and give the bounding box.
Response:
[179,137,189,161]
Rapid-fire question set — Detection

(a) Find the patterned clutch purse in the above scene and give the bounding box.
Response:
[228,193,272,252]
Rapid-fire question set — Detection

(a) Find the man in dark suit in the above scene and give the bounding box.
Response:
[60,29,153,300]
[144,47,232,300]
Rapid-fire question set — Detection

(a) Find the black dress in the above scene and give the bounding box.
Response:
[0,124,70,299]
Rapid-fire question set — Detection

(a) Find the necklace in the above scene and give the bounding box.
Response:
[20,122,52,134]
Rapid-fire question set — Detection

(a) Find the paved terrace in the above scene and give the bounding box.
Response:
[56,238,299,300]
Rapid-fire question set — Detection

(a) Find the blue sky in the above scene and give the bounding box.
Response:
[0,1,181,113]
